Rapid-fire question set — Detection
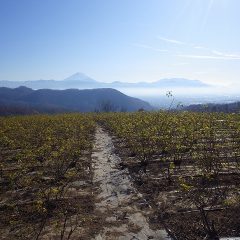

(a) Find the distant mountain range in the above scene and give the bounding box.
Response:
[0,87,153,115]
[0,72,210,90]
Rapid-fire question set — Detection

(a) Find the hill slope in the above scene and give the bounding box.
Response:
[0,87,153,115]
[184,101,240,113]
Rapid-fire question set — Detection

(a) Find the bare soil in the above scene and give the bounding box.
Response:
[92,126,168,240]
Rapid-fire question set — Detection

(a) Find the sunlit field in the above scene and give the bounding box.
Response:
[1,112,239,239]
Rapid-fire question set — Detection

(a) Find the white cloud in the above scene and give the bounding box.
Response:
[192,46,240,60]
[134,39,240,61]
[157,36,185,45]
[173,62,189,66]
[177,54,240,60]
[133,43,168,52]
[194,71,208,75]
[193,45,208,50]
[211,50,240,59]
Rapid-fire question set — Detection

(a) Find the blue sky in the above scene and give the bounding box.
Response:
[0,0,240,85]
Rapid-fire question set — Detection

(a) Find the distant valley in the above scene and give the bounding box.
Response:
[1,73,239,111]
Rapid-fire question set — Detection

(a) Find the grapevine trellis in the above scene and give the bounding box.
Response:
[99,111,240,239]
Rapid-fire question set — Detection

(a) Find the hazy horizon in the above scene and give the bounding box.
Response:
[0,71,227,86]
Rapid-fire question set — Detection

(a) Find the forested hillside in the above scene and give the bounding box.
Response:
[0,87,153,115]
[185,101,240,113]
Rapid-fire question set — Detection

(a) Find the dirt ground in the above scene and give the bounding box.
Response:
[91,126,169,240]
[2,125,238,239]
